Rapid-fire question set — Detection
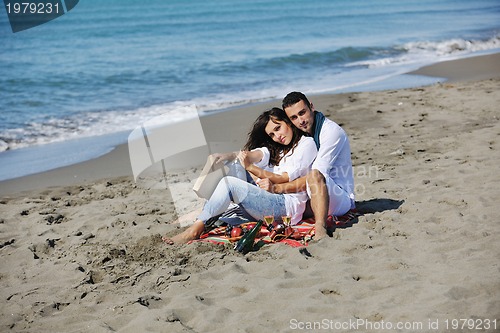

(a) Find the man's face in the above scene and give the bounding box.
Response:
[284,100,315,135]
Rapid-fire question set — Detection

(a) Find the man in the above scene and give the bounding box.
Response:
[259,92,355,239]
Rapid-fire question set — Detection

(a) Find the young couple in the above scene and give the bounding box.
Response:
[163,91,355,244]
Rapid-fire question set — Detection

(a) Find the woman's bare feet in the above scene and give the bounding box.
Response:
[162,220,205,245]
[162,230,195,244]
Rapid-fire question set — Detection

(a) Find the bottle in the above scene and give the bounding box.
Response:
[225,225,233,237]
[234,220,263,254]
[269,222,285,241]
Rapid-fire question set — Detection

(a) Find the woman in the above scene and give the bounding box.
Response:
[163,107,317,244]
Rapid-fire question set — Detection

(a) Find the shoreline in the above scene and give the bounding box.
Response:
[1,52,500,197]
[407,51,500,81]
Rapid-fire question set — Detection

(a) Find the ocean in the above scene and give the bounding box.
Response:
[1,0,499,181]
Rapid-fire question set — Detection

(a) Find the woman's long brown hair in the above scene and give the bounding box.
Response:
[243,107,303,166]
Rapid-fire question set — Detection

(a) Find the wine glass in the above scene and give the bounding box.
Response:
[264,215,274,228]
[281,215,291,227]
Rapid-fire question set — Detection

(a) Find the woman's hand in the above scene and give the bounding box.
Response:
[237,150,252,169]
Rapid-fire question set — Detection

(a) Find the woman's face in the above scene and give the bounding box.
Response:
[265,118,293,145]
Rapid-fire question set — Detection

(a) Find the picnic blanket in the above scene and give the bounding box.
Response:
[189,209,359,248]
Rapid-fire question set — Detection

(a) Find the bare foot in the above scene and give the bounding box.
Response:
[314,224,328,240]
[162,220,205,245]
[162,230,196,245]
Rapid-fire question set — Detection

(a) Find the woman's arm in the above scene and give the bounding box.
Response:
[258,137,318,193]
[237,151,290,184]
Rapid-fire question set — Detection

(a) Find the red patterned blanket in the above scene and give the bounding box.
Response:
[189,209,359,248]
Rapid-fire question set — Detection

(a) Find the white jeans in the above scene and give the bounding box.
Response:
[307,175,353,216]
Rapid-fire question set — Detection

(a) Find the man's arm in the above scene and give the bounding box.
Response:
[238,150,290,184]
[246,164,289,184]
[259,176,307,194]
[275,176,307,193]
[258,137,317,193]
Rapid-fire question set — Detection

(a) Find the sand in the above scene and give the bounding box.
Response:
[1,53,499,332]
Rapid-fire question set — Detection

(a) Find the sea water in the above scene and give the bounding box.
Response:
[0,0,499,180]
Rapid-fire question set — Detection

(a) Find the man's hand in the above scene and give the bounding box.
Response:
[256,178,275,193]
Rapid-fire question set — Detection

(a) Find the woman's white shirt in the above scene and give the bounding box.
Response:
[252,136,317,224]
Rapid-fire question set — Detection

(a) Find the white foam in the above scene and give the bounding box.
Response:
[0,139,8,153]
[1,36,499,154]
[345,36,500,70]
[0,97,254,154]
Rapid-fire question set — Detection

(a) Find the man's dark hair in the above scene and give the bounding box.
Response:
[282,91,312,110]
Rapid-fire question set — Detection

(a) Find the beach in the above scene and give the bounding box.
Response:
[1,53,500,332]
